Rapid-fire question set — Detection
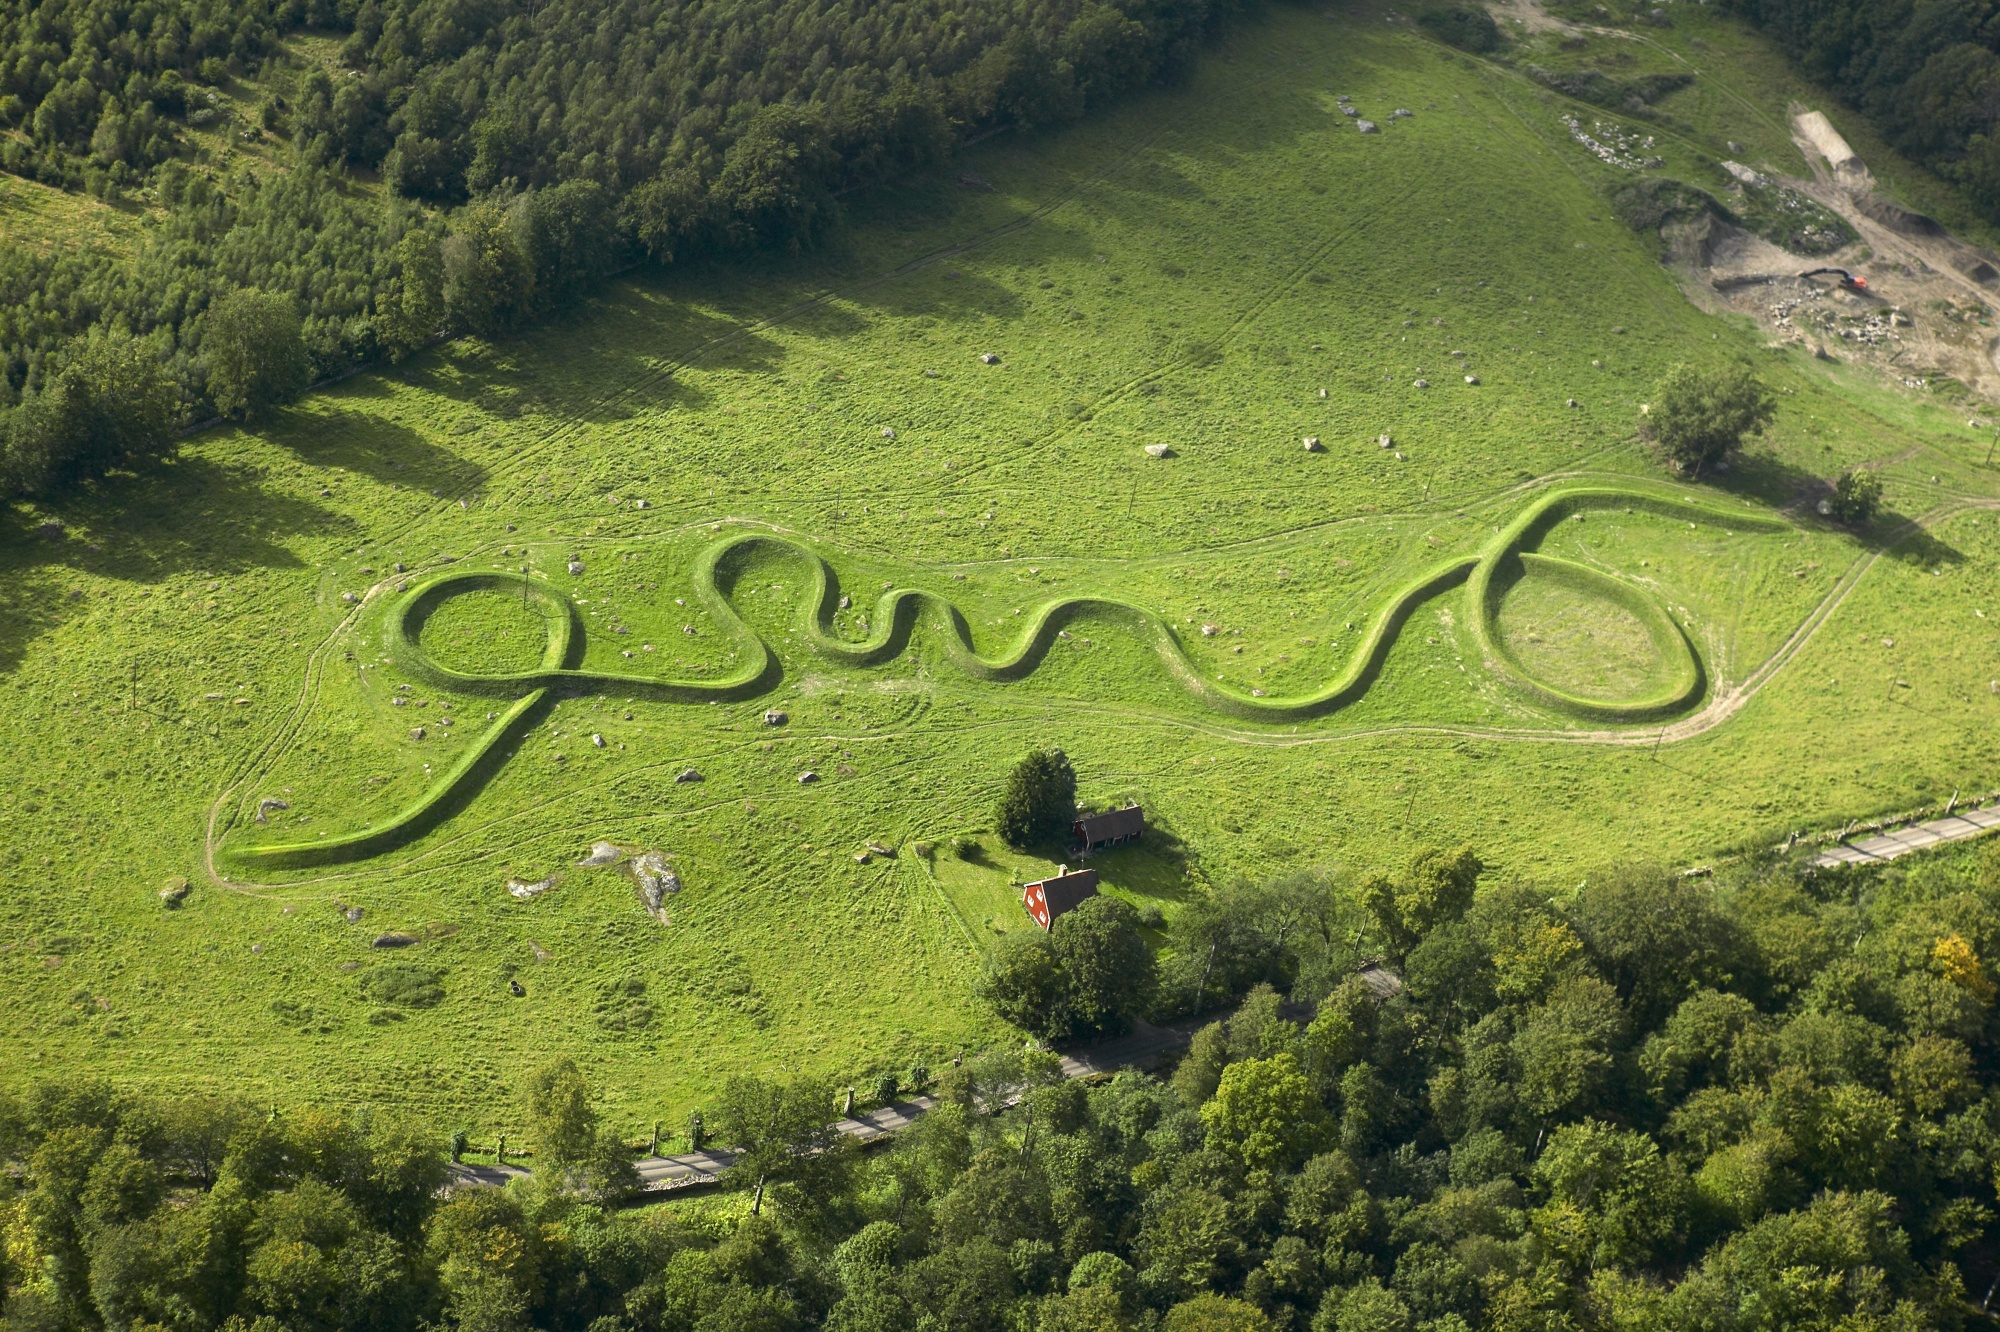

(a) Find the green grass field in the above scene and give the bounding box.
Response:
[6,0,2000,1138]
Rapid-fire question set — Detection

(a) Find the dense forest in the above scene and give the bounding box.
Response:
[7,843,2000,1330]
[1720,0,2000,220]
[0,0,1257,497]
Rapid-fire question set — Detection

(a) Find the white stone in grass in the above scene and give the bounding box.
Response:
[508,876,555,899]
[764,710,789,726]
[577,841,623,867]
[838,595,851,609]
[1357,120,1378,134]
[591,733,605,748]
[341,591,358,604]
[1201,624,1219,637]
[1342,106,1359,117]
[1304,436,1323,451]
[1567,398,1580,408]
[635,499,648,509]
[798,771,820,784]
[1144,443,1173,458]
[1378,433,1393,448]
[980,352,1001,364]
[676,768,704,783]
[1317,387,1329,398]
[568,560,584,575]
[1465,374,1480,385]
[1413,378,1429,388]
[409,726,425,740]
[882,427,897,439]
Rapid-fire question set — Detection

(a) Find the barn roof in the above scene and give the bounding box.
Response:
[1076,806,1145,842]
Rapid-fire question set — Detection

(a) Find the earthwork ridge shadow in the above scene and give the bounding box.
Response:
[214,482,1786,874]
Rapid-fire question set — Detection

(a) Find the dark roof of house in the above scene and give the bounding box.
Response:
[1031,868,1100,913]
[1075,806,1145,842]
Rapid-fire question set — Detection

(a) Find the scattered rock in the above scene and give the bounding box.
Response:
[866,841,895,857]
[764,709,788,726]
[158,876,190,907]
[1201,623,1219,637]
[1413,378,1429,389]
[1144,443,1173,458]
[881,426,897,439]
[798,771,820,784]
[1392,108,1413,119]
[1464,375,1479,385]
[507,876,555,899]
[1341,105,1360,118]
[372,932,418,948]
[980,352,1001,365]
[340,592,359,604]
[1378,433,1393,448]
[392,697,406,706]
[1303,436,1323,451]
[345,907,364,923]
[36,519,63,541]
[255,797,290,823]
[576,841,623,867]
[509,980,526,996]
[1317,387,1328,398]
[630,850,680,920]
[591,733,606,748]
[1357,120,1378,134]
[675,768,704,783]
[1567,398,1580,408]
[854,851,872,864]
[410,726,425,740]
[838,594,851,609]
[394,561,406,573]
[568,559,585,575]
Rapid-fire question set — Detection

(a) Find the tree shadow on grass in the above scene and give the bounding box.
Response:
[0,453,336,673]
[267,402,491,496]
[1685,451,1967,569]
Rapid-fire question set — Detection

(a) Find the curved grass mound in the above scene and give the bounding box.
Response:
[216,483,1790,872]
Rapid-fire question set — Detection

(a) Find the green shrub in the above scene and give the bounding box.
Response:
[1825,468,1883,527]
[995,747,1076,849]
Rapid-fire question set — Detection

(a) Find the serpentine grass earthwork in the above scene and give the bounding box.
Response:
[218,484,1787,870]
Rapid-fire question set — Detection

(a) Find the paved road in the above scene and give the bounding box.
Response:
[1814,802,2000,869]
[446,1018,1196,1195]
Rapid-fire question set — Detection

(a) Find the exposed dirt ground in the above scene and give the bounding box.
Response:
[1485,0,2000,407]
[1681,124,2000,406]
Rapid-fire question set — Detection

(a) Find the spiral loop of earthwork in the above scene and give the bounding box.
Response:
[216,484,1786,871]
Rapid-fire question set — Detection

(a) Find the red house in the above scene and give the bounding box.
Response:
[1023,865,1099,930]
